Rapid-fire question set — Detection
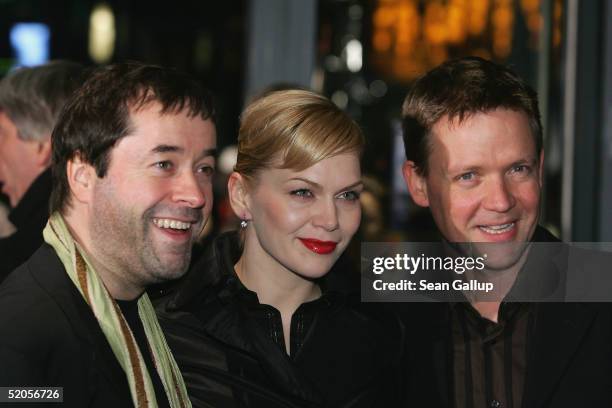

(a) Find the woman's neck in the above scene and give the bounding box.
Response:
[234,241,321,316]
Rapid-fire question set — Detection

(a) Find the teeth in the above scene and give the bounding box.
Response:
[479,222,514,234]
[153,218,191,230]
[487,223,512,230]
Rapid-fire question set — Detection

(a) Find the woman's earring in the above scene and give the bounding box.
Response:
[240,220,248,229]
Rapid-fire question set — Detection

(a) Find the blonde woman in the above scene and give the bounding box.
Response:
[158,90,406,408]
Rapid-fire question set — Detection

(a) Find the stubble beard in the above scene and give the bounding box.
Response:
[90,191,193,289]
[141,205,193,281]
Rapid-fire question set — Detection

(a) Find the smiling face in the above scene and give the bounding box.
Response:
[404,108,542,267]
[88,102,216,289]
[241,152,362,281]
[0,111,48,207]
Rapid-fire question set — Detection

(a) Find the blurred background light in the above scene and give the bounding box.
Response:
[348,4,363,20]
[218,145,238,175]
[344,39,362,72]
[88,3,115,64]
[369,79,387,98]
[10,23,50,67]
[331,90,348,109]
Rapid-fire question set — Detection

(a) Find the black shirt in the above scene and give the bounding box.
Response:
[451,302,531,408]
[117,298,171,408]
[449,227,563,408]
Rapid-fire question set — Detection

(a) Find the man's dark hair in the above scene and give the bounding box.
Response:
[50,62,216,214]
[402,56,542,175]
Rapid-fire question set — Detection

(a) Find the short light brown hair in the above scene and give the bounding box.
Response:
[235,89,364,180]
[402,56,542,176]
[0,61,84,142]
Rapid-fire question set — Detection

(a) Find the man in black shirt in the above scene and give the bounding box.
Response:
[0,62,217,407]
[0,61,84,283]
[400,57,612,407]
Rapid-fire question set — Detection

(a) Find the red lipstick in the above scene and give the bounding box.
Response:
[299,238,337,255]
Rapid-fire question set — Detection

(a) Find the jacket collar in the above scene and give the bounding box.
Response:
[166,231,243,310]
[9,168,51,229]
[520,228,598,407]
[168,231,350,311]
[505,226,567,301]
[522,302,599,407]
[27,244,133,401]
[164,231,329,405]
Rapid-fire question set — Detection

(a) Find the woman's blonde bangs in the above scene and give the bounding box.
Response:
[235,89,364,178]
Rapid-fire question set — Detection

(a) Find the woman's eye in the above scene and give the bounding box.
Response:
[338,190,360,201]
[290,189,313,198]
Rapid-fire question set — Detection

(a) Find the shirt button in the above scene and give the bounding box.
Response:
[490,400,501,408]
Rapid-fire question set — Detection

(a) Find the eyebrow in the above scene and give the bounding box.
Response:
[289,177,364,192]
[339,180,365,191]
[511,157,538,166]
[448,166,482,174]
[151,145,217,158]
[448,157,538,175]
[200,148,218,158]
[151,144,182,154]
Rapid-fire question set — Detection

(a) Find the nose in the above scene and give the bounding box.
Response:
[482,177,515,213]
[172,171,207,208]
[312,198,339,232]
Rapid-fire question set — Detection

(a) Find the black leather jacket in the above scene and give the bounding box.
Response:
[156,232,408,408]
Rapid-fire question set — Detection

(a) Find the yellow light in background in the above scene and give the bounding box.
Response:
[520,0,542,46]
[469,0,490,35]
[373,5,395,52]
[446,2,467,45]
[521,0,539,13]
[394,1,419,57]
[373,5,395,27]
[88,3,115,64]
[492,0,514,58]
[370,0,559,82]
[429,44,449,66]
[373,31,392,52]
[424,2,447,46]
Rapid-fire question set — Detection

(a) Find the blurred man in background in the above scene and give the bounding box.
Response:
[0,61,84,282]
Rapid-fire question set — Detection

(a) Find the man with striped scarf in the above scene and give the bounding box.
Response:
[0,62,217,408]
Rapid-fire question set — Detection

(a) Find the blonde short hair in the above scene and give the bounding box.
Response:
[235,89,364,180]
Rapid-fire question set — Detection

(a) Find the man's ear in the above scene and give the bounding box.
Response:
[66,154,96,205]
[227,172,253,221]
[35,138,52,167]
[402,160,430,208]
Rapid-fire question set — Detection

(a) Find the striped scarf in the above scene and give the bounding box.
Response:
[43,212,191,408]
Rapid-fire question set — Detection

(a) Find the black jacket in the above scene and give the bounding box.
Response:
[0,243,134,407]
[157,232,408,408]
[0,169,51,283]
[400,226,612,407]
